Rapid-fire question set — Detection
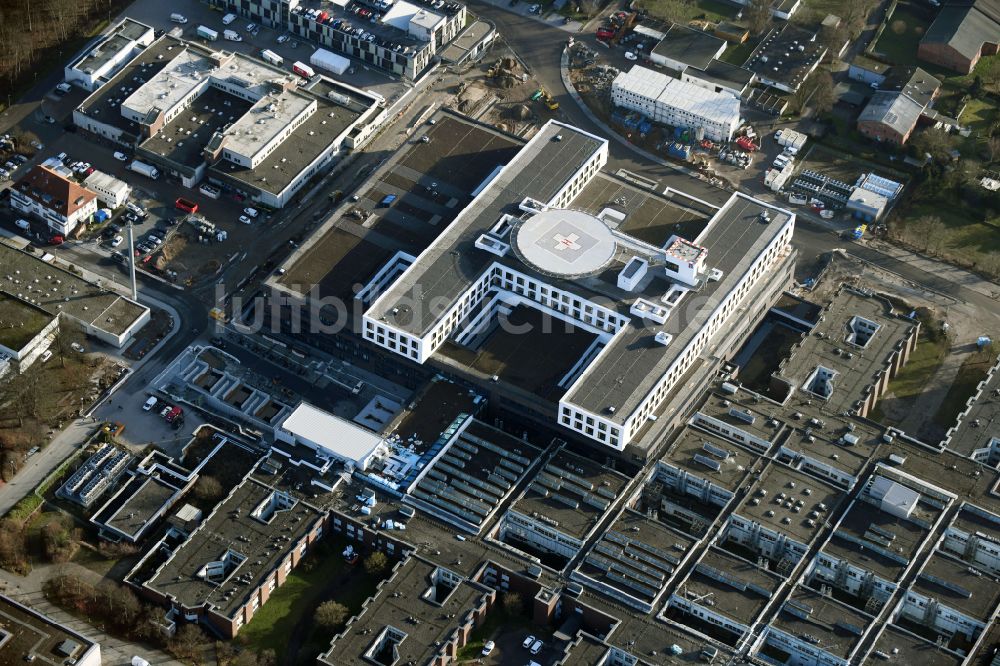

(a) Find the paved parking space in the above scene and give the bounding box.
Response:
[94,387,204,457]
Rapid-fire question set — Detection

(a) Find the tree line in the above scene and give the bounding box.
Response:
[0,0,129,103]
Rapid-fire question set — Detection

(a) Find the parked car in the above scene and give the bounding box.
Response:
[243,207,259,218]
[482,641,495,656]
[530,640,543,655]
[624,51,638,60]
[143,396,158,411]
[110,235,124,247]
[523,636,536,649]
[113,151,128,161]
[70,342,84,353]
[239,215,252,225]
[40,350,52,363]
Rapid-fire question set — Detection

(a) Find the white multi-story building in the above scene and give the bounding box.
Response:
[82,169,131,209]
[362,120,796,451]
[74,34,387,208]
[11,166,98,236]
[64,18,154,91]
[611,65,741,141]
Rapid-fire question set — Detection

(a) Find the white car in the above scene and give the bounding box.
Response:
[277,34,290,43]
[239,215,252,225]
[40,350,52,363]
[530,640,543,655]
[110,235,124,247]
[70,342,85,353]
[113,151,128,161]
[522,635,536,649]
[143,396,158,411]
[624,51,638,61]
[243,207,259,217]
[223,13,237,24]
[481,641,495,656]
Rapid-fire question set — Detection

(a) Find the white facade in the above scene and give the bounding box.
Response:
[64,18,155,91]
[363,120,795,450]
[83,170,132,208]
[10,187,97,236]
[611,65,740,142]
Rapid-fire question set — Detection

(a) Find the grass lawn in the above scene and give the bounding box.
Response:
[904,199,1000,263]
[932,349,999,428]
[880,329,949,402]
[635,0,739,23]
[873,3,930,65]
[239,541,383,663]
[720,36,761,67]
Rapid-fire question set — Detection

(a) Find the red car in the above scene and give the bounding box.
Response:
[49,235,64,245]
[175,197,198,214]
[165,406,183,422]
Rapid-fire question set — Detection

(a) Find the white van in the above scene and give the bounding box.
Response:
[170,13,188,24]
[15,219,30,231]
[222,13,237,25]
[224,30,242,42]
[55,82,72,94]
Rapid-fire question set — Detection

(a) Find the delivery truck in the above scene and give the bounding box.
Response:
[292,61,315,79]
[309,48,349,75]
[129,161,160,180]
[196,25,218,41]
[261,49,283,66]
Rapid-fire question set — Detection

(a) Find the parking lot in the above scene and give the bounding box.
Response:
[94,385,205,457]
[121,0,406,103]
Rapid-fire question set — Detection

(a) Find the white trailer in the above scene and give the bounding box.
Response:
[129,161,159,180]
[196,25,218,41]
[309,48,349,75]
[261,49,284,66]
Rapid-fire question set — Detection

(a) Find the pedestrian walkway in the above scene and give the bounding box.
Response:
[0,563,186,666]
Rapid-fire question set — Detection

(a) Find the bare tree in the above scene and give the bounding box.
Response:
[315,600,350,629]
[502,591,524,614]
[745,0,773,36]
[192,475,225,503]
[169,624,206,661]
[364,551,389,575]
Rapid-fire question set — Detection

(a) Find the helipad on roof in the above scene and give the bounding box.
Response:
[513,208,617,277]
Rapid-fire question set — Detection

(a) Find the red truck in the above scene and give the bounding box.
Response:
[736,136,758,152]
